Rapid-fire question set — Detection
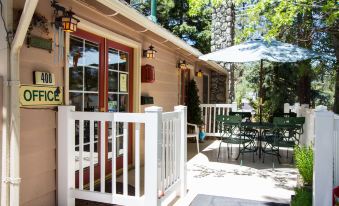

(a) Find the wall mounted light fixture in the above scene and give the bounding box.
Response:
[61,10,79,32]
[177,60,187,70]
[143,45,157,59]
[51,1,79,33]
[196,69,203,77]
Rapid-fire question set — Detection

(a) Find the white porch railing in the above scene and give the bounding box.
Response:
[200,103,237,136]
[57,105,187,206]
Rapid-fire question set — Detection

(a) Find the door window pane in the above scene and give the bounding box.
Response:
[108,94,118,112]
[119,52,128,72]
[108,71,118,92]
[84,41,99,67]
[69,36,84,69]
[119,94,128,112]
[69,67,83,91]
[108,49,119,71]
[70,92,83,111]
[84,67,99,91]
[84,93,99,112]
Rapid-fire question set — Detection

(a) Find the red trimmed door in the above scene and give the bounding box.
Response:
[69,29,134,187]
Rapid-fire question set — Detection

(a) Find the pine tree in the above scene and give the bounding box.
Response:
[187,79,203,125]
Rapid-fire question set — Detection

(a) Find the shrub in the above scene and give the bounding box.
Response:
[294,146,313,185]
[291,187,312,206]
[187,79,203,125]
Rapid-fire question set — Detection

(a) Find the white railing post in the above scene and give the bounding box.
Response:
[57,106,75,206]
[145,106,163,206]
[313,109,334,206]
[284,103,290,113]
[231,102,237,112]
[334,115,339,187]
[175,105,187,198]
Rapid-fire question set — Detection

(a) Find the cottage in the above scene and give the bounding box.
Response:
[0,0,227,205]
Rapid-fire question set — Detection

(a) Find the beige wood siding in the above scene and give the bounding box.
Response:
[13,0,219,205]
[16,0,62,205]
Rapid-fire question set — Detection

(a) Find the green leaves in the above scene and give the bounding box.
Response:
[294,146,313,185]
[187,79,203,125]
[187,0,222,16]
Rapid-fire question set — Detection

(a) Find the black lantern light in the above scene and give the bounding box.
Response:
[62,10,79,32]
[177,60,187,70]
[143,45,157,59]
[196,69,203,77]
[51,1,79,32]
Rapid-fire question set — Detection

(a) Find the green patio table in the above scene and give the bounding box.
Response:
[240,122,273,158]
[241,121,299,159]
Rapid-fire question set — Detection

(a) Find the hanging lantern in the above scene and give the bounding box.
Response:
[196,69,203,77]
[120,52,127,61]
[177,60,187,70]
[62,11,79,32]
[143,45,157,59]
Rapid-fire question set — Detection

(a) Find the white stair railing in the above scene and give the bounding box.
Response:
[57,105,187,206]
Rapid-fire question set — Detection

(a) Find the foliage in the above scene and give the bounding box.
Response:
[234,0,338,112]
[136,0,212,53]
[294,146,314,185]
[291,187,312,206]
[234,0,339,41]
[187,79,203,125]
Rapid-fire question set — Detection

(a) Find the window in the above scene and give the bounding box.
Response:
[69,36,99,112]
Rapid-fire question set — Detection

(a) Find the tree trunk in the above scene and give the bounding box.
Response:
[297,63,311,105]
[295,11,312,106]
[332,33,339,114]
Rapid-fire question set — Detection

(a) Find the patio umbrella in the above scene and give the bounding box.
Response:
[199,39,335,122]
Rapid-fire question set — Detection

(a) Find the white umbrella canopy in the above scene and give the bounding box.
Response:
[200,39,335,122]
[199,39,334,63]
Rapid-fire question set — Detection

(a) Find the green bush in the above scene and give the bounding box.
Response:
[294,146,313,185]
[291,187,312,206]
[187,80,203,125]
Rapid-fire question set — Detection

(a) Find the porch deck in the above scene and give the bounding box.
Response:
[180,139,298,205]
[76,140,298,206]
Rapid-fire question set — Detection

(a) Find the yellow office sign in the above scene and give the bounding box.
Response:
[19,85,63,106]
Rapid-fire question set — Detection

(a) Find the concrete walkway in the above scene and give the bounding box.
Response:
[176,140,298,206]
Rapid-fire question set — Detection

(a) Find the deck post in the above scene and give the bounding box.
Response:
[313,109,333,206]
[57,106,75,206]
[231,102,237,112]
[175,105,187,198]
[145,106,163,206]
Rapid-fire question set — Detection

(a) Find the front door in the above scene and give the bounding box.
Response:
[69,29,133,186]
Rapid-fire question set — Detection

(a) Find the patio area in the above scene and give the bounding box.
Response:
[177,139,298,205]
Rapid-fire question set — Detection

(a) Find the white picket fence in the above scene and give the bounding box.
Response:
[285,103,315,146]
[57,105,187,206]
[283,104,339,205]
[200,103,237,136]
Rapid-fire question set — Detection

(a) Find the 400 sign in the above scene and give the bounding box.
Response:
[19,85,63,106]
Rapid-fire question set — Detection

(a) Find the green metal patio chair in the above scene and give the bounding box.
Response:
[262,117,302,164]
[216,115,257,163]
[229,111,252,122]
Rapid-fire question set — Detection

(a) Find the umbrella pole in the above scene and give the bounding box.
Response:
[259,60,263,123]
